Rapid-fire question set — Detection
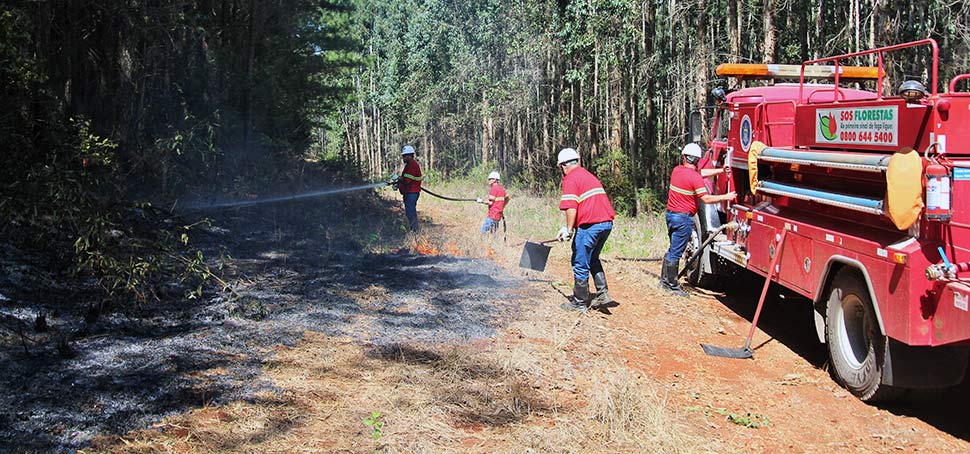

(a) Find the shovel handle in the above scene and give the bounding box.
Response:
[511,238,559,247]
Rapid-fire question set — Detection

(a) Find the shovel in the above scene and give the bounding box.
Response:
[701,228,788,359]
[518,239,558,272]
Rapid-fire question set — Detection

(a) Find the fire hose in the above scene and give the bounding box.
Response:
[678,221,739,278]
[389,177,507,241]
[421,187,508,242]
[419,187,478,202]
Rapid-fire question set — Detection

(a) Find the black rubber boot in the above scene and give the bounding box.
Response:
[561,280,590,311]
[591,271,612,307]
[660,260,688,297]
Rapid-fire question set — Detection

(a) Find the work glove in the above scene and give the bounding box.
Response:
[389,173,399,189]
[556,226,571,242]
[476,197,483,204]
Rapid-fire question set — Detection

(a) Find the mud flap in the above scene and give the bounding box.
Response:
[881,340,970,388]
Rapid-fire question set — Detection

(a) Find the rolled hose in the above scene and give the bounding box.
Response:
[678,221,740,279]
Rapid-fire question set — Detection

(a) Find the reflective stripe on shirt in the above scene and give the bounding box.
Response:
[670,184,707,196]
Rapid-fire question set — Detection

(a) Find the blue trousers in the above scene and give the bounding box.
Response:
[403,192,420,231]
[664,211,694,262]
[481,217,500,234]
[571,221,612,282]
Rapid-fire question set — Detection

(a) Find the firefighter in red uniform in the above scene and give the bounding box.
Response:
[478,171,508,235]
[398,145,423,231]
[659,143,736,296]
[555,148,616,311]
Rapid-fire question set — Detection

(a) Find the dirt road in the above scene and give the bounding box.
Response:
[421,193,970,453]
[561,258,970,452]
[4,187,967,453]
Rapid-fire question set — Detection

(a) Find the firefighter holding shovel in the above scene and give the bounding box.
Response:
[659,143,735,296]
[555,148,616,311]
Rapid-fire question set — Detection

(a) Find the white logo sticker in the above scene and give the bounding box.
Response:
[956,292,969,312]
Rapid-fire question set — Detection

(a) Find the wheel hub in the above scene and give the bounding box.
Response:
[837,293,870,369]
[684,229,700,271]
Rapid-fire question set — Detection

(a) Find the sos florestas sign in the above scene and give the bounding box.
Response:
[815,106,898,147]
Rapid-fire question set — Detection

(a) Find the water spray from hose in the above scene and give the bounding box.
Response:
[182,181,390,211]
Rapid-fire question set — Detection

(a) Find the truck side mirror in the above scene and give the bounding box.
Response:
[689,110,704,143]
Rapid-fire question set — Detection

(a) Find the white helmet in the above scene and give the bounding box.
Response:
[681,143,703,160]
[487,171,500,180]
[557,148,580,165]
[401,145,415,155]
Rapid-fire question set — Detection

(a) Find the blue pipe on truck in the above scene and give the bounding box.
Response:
[758,180,885,215]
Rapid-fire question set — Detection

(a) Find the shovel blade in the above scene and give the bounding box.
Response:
[519,241,552,271]
[700,343,754,359]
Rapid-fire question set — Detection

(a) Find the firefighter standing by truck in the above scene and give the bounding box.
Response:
[398,145,423,231]
[659,143,735,296]
[477,171,508,235]
[555,148,616,311]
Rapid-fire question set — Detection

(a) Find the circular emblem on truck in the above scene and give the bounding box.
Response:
[740,115,753,152]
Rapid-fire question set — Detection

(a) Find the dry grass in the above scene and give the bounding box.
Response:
[89,329,709,453]
[585,365,704,453]
[88,179,711,454]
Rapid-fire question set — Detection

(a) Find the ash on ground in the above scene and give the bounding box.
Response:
[0,199,521,453]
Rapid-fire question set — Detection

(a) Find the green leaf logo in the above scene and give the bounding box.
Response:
[819,113,838,140]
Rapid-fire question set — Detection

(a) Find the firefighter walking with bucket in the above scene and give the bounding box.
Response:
[555,148,616,311]
[659,143,735,296]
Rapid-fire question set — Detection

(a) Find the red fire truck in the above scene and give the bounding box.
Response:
[687,40,970,401]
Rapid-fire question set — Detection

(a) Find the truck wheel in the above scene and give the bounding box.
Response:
[825,269,903,402]
[684,215,718,289]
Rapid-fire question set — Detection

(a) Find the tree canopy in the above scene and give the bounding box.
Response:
[2,0,970,301]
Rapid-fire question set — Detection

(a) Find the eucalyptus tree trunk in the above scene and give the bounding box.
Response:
[763,0,776,64]
[728,0,740,61]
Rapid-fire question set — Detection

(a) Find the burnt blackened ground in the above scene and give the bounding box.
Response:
[0,192,521,453]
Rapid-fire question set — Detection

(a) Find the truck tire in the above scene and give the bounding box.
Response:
[824,269,904,402]
[684,215,719,289]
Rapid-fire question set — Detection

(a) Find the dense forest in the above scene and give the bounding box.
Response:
[334,0,970,213]
[2,0,970,301]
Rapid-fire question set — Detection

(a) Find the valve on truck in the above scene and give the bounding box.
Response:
[925,163,952,222]
[925,247,970,280]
